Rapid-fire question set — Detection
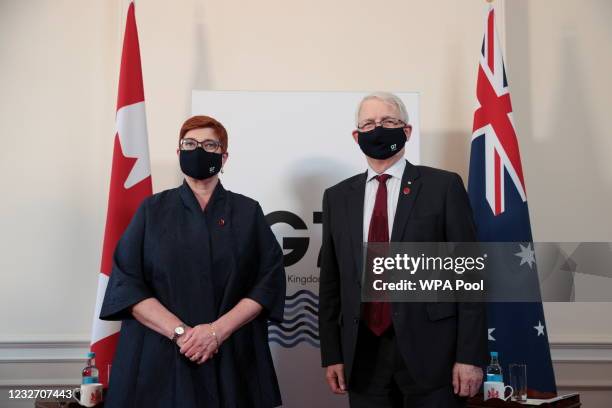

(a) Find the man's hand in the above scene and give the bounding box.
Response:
[452,362,483,397]
[325,364,347,394]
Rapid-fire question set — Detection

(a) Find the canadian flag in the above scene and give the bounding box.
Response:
[90,1,152,387]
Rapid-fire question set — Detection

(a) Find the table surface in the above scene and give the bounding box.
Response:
[35,392,579,408]
[467,393,581,408]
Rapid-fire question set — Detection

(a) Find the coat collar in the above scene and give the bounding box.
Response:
[179,178,226,213]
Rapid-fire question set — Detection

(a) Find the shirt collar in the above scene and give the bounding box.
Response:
[367,158,406,182]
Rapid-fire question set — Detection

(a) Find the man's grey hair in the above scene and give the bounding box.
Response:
[355,91,410,127]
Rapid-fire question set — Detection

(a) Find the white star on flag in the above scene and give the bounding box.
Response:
[488,328,496,341]
[515,243,536,269]
[534,320,545,336]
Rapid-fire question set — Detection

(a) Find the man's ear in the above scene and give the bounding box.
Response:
[176,148,180,156]
[352,130,360,143]
[403,125,412,142]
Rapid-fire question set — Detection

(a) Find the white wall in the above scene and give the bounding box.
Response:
[0,0,611,406]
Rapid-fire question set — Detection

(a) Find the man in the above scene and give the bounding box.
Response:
[318,92,487,407]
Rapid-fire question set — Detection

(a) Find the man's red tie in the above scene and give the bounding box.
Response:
[363,174,392,336]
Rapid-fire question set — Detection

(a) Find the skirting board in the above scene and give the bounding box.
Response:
[0,338,611,389]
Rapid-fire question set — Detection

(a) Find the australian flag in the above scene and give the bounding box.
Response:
[467,6,557,394]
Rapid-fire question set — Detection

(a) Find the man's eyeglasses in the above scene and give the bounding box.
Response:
[179,138,222,152]
[358,117,406,132]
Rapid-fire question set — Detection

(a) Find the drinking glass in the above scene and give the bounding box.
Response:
[508,363,527,402]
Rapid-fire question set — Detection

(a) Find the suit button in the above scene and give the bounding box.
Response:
[353,318,359,324]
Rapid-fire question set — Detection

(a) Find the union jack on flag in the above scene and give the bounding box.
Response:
[468,6,557,395]
[472,7,525,217]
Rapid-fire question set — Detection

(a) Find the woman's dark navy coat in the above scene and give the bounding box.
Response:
[100,181,286,407]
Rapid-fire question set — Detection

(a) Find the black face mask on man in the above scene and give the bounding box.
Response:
[179,148,223,180]
[357,126,407,160]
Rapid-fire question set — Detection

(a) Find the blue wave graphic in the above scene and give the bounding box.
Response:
[285,296,318,310]
[269,320,318,333]
[268,328,318,341]
[285,289,318,301]
[268,289,320,348]
[283,305,318,318]
[269,336,320,348]
[271,313,317,325]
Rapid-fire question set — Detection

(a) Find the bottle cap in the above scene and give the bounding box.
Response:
[87,351,96,358]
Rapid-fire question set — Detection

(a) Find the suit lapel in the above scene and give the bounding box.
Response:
[346,172,367,280]
[391,160,422,242]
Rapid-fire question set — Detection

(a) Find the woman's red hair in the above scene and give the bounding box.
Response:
[179,115,228,152]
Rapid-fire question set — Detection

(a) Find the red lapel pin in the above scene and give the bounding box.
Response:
[218,218,225,226]
[403,186,411,195]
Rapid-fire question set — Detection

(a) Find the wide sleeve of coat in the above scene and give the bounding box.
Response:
[246,202,286,323]
[99,199,154,321]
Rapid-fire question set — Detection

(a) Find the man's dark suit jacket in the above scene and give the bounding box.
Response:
[318,159,488,391]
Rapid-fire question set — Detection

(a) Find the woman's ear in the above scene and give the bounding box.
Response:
[222,152,229,167]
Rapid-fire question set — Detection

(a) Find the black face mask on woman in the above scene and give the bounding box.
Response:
[357,126,407,160]
[179,148,223,180]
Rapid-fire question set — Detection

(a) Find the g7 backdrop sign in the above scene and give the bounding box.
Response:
[266,210,322,267]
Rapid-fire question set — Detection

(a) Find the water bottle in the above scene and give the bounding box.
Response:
[82,352,99,384]
[486,351,503,382]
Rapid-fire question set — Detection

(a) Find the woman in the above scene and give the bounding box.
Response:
[100,115,286,407]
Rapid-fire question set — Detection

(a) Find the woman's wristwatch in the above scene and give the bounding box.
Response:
[171,324,186,343]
